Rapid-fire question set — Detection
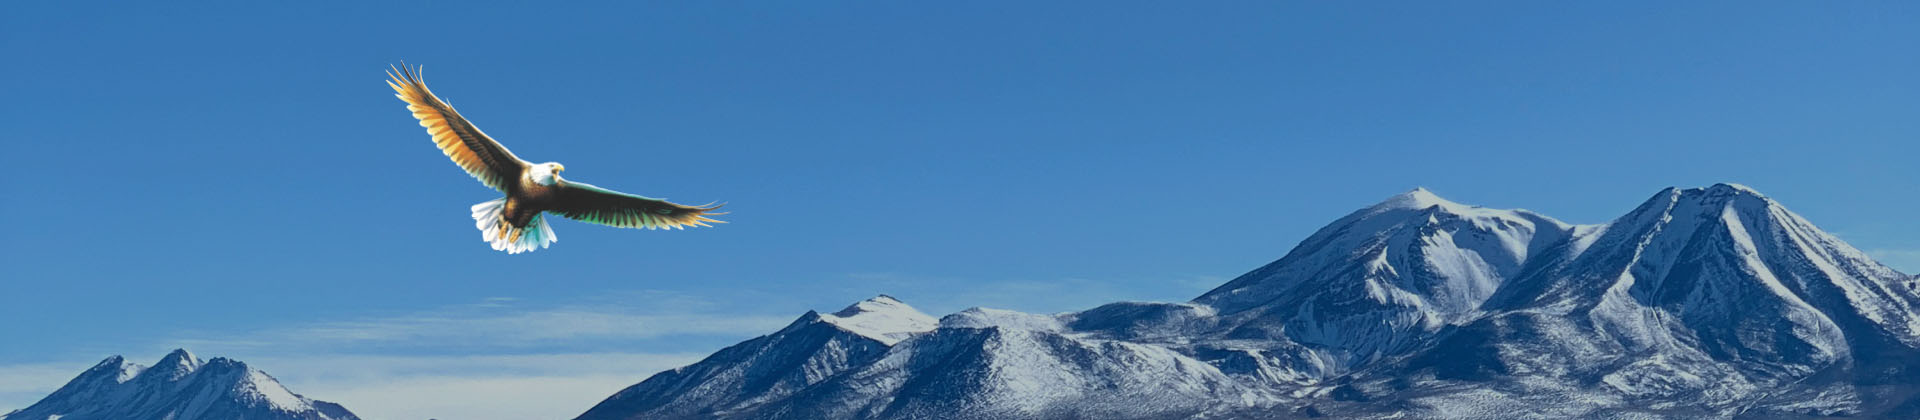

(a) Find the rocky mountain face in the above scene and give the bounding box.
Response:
[4,350,358,420]
[576,184,1920,420]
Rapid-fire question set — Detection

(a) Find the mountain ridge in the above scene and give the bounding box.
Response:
[576,184,1920,420]
[5,349,359,420]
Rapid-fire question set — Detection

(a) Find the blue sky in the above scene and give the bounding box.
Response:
[3,2,1916,418]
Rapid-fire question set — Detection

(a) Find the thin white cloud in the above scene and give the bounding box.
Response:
[262,310,785,344]
[0,362,90,413]
[162,294,793,352]
[250,352,710,383]
[0,352,709,420]
[259,352,707,420]
[0,362,85,395]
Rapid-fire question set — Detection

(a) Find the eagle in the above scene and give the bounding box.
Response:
[387,64,723,254]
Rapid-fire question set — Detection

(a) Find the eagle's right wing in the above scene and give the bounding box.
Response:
[549,181,725,230]
[388,64,528,192]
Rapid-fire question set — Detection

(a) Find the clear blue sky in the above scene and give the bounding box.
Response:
[3,2,1915,419]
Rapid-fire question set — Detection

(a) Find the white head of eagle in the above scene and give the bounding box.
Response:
[529,162,565,186]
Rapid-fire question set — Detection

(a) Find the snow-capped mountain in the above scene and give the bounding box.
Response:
[575,184,1920,420]
[1385,184,1920,417]
[4,349,358,420]
[1191,187,1585,381]
[578,296,1264,420]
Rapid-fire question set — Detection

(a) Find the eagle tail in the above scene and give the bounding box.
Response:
[470,198,558,254]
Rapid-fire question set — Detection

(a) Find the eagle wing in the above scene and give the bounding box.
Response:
[388,64,528,192]
[549,181,725,230]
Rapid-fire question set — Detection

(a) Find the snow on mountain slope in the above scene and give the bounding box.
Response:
[577,296,1276,420]
[817,295,939,345]
[1189,188,1583,379]
[6,349,358,420]
[1200,188,1579,315]
[751,325,1271,420]
[1390,184,1920,416]
[576,296,937,420]
[577,185,1920,420]
[940,307,1067,332]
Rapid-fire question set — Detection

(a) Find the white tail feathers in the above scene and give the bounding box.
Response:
[470,198,558,254]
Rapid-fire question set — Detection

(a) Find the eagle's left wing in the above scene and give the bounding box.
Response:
[549,181,725,230]
[388,64,529,192]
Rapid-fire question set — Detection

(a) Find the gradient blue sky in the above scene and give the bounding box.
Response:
[3,2,1916,419]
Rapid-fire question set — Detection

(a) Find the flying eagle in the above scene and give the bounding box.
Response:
[387,64,723,254]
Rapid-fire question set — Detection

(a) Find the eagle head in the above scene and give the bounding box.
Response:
[530,162,566,186]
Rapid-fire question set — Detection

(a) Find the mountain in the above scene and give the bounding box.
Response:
[3,349,359,420]
[1191,187,1584,381]
[576,296,938,419]
[1385,184,1920,417]
[574,184,1920,420]
[578,296,1263,420]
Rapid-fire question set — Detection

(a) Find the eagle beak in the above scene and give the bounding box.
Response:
[554,164,565,172]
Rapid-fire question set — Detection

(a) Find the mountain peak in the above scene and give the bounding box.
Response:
[1688,182,1768,201]
[150,348,201,380]
[1633,183,1779,219]
[1712,182,1758,191]
[77,355,146,385]
[831,294,909,317]
[161,348,197,362]
[819,295,937,345]
[1370,187,1465,212]
[91,355,126,369]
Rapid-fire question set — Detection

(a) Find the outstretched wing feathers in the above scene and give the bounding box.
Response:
[550,181,726,230]
[388,64,527,192]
